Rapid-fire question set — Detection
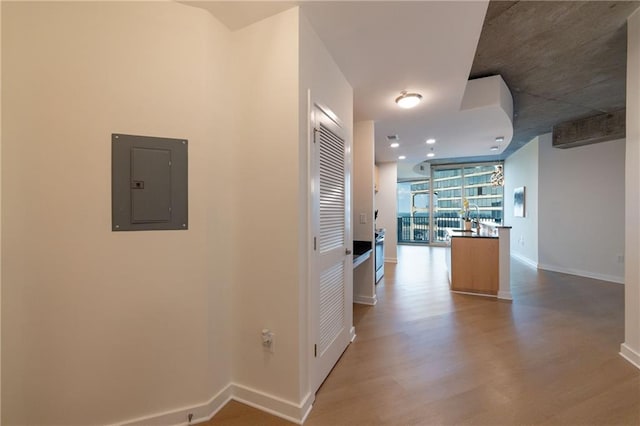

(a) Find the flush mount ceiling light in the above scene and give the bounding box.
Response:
[427,152,435,158]
[426,138,436,144]
[390,142,400,148]
[495,136,505,143]
[395,91,423,109]
[490,146,500,151]
[398,155,406,160]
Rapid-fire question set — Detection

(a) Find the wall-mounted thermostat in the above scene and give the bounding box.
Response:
[112,133,188,231]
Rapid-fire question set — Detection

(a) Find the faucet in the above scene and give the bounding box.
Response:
[470,203,480,231]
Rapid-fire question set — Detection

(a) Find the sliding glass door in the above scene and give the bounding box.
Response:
[397,162,504,245]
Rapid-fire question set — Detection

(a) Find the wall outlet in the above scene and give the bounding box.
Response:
[359,213,367,224]
[261,329,275,353]
[519,235,525,246]
[617,254,625,264]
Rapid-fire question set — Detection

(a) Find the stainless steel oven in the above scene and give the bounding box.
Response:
[375,229,385,283]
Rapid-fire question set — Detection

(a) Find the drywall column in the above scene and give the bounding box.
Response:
[353,121,376,305]
[376,162,398,264]
[622,7,640,369]
[298,9,353,414]
[230,8,303,413]
[497,227,512,301]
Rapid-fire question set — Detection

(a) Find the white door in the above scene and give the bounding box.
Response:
[311,104,351,393]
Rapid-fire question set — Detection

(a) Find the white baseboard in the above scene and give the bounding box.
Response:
[114,383,313,426]
[620,343,640,370]
[511,252,538,269]
[231,384,313,425]
[115,384,233,426]
[384,258,398,264]
[538,263,624,284]
[497,290,513,301]
[350,326,357,342]
[354,294,377,305]
[451,290,495,298]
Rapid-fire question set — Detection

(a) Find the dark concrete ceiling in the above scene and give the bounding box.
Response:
[470,0,639,157]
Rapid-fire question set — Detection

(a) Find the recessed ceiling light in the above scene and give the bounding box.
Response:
[495,136,504,143]
[390,142,400,148]
[490,146,500,151]
[398,155,406,160]
[395,91,423,109]
[426,138,436,144]
[427,152,435,158]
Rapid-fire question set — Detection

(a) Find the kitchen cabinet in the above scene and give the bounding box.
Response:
[450,235,498,295]
[446,225,512,300]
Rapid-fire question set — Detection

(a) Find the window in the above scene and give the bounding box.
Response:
[397,162,504,244]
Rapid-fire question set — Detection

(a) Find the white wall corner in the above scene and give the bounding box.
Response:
[497,290,513,301]
[511,253,539,269]
[354,294,377,306]
[111,383,316,426]
[350,326,357,342]
[231,383,314,425]
[113,385,233,426]
[620,343,640,370]
[624,3,640,377]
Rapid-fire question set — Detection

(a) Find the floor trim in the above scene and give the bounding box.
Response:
[497,290,513,301]
[114,384,233,426]
[114,383,313,426]
[620,343,640,370]
[538,263,623,284]
[354,294,377,305]
[231,384,312,425]
[511,252,538,269]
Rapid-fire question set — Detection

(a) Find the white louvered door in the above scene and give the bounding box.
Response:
[311,105,351,393]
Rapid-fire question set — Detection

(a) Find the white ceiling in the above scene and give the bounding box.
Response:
[186,1,512,177]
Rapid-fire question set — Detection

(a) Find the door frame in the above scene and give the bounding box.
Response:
[307,95,353,396]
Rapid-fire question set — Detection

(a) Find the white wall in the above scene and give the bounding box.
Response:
[299,10,354,400]
[538,133,626,283]
[504,137,539,267]
[623,7,640,368]
[229,6,353,413]
[230,7,302,405]
[352,122,375,242]
[376,162,398,263]
[1,2,233,424]
[352,121,375,304]
[2,3,355,423]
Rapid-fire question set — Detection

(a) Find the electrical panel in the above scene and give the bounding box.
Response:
[112,133,188,231]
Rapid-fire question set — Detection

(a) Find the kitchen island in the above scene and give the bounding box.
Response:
[445,225,512,300]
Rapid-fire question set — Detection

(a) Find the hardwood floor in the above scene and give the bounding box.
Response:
[206,245,640,425]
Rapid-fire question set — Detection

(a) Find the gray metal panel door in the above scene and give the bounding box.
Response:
[131,147,172,223]
[112,133,188,231]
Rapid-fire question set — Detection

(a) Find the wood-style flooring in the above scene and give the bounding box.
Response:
[206,245,640,425]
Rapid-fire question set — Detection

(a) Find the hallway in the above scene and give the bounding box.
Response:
[209,245,640,425]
